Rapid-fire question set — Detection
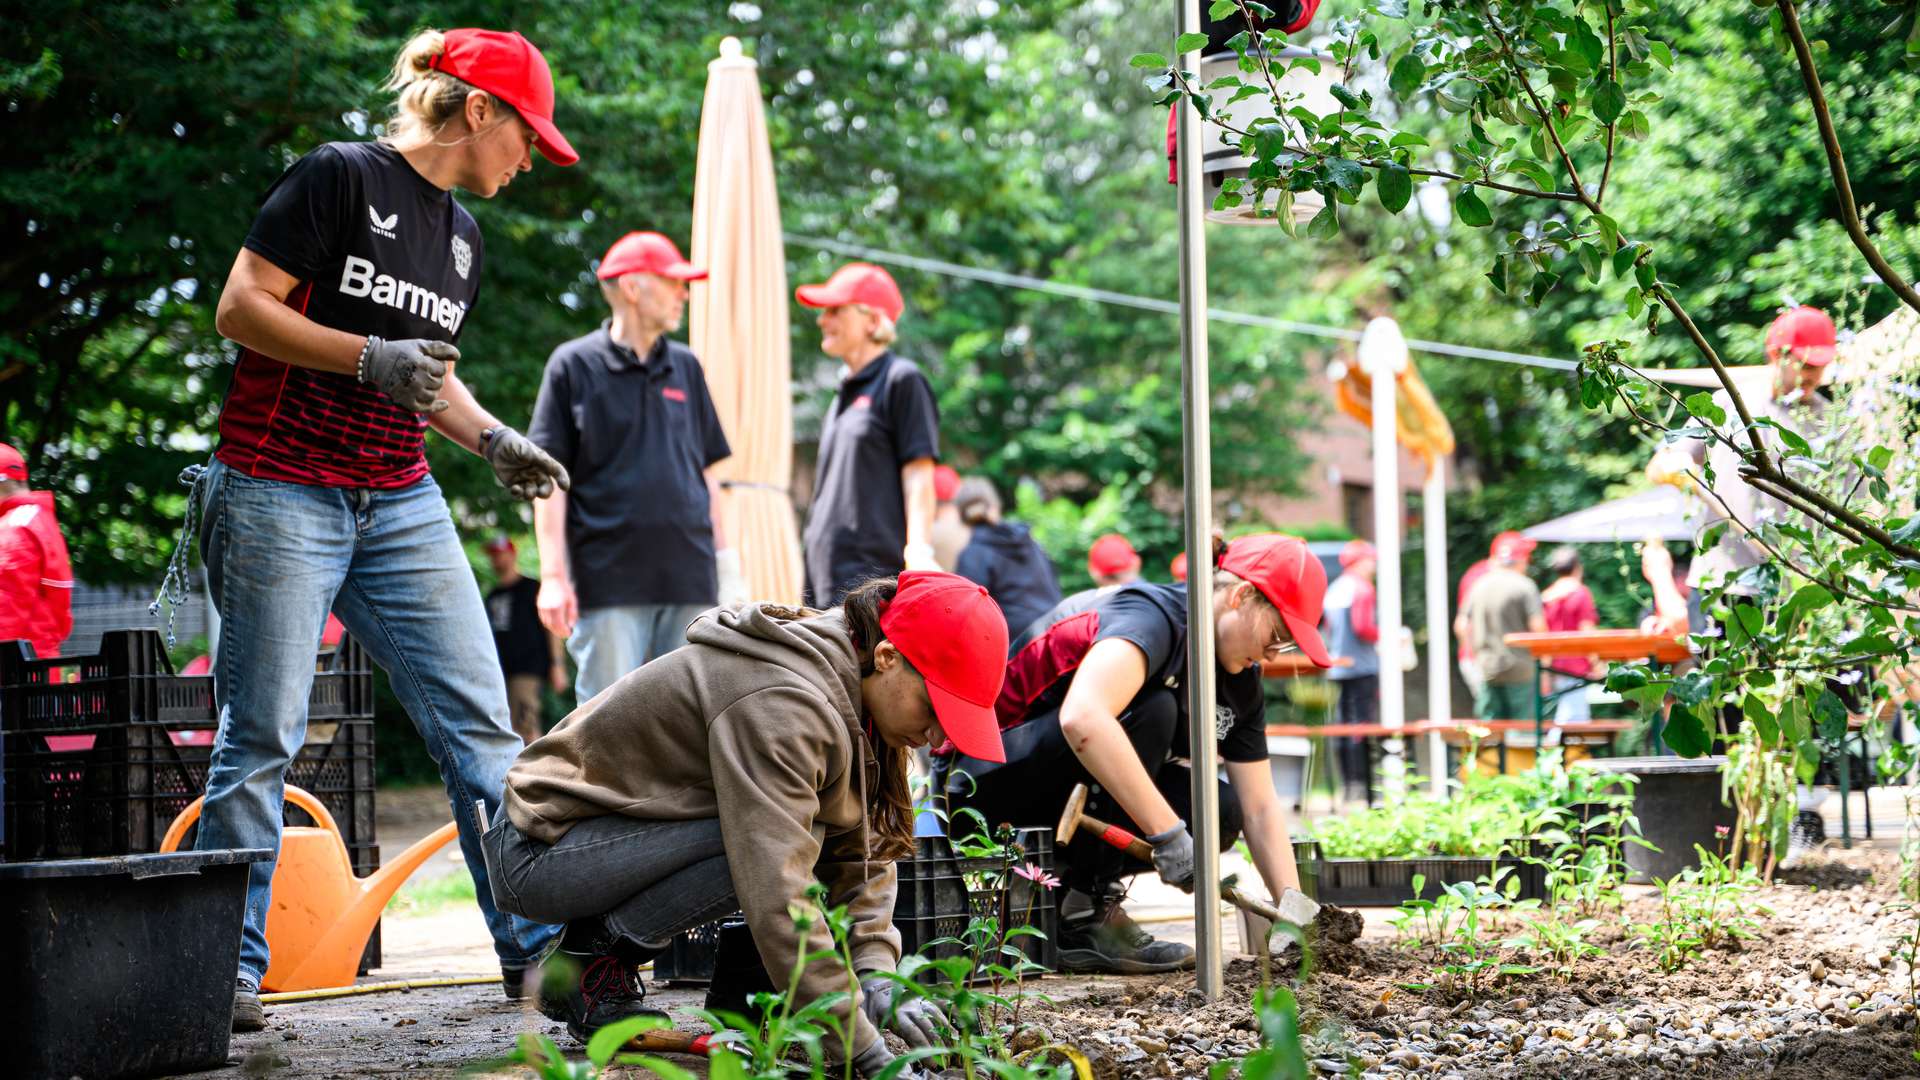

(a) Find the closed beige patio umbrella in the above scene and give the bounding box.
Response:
[689,36,803,604]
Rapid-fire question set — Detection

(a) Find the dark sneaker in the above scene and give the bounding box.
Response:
[538,949,669,1043]
[232,976,266,1032]
[502,964,528,1001]
[1057,899,1195,975]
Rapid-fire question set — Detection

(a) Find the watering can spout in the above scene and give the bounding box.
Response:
[340,822,460,938]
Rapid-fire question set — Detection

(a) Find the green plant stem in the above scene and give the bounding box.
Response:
[1597,5,1618,205]
[1772,0,1920,318]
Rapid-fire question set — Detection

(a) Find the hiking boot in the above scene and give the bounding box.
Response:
[536,919,669,1043]
[232,976,266,1032]
[501,964,529,1001]
[1056,889,1195,975]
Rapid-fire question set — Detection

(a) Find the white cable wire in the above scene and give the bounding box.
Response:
[784,233,1579,372]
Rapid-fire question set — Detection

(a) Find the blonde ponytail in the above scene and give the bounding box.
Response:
[381,28,514,152]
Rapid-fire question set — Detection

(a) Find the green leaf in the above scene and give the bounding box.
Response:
[1634,258,1657,289]
[1743,695,1780,745]
[1619,109,1651,140]
[1672,669,1715,707]
[1131,53,1168,68]
[1870,445,1895,472]
[1376,0,1410,17]
[1650,41,1675,69]
[616,1056,700,1080]
[1684,392,1726,426]
[1330,84,1365,111]
[1324,157,1367,195]
[1578,242,1604,283]
[1175,32,1210,54]
[707,1046,749,1080]
[1593,79,1627,125]
[1436,77,1480,113]
[1486,257,1510,294]
[1613,242,1642,278]
[586,1016,670,1067]
[1377,162,1412,212]
[1781,582,1834,633]
[1593,212,1621,251]
[1508,159,1557,191]
[1455,185,1492,226]
[1210,0,1239,18]
[1813,688,1850,744]
[1389,131,1429,148]
[1306,201,1340,239]
[1570,19,1606,71]
[1664,704,1712,757]
[1390,53,1426,97]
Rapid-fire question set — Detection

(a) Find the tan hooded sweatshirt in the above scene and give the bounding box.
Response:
[504,604,899,1056]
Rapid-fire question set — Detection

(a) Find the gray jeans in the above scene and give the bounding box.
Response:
[484,813,738,945]
[569,603,710,704]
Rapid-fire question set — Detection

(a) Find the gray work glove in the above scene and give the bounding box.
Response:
[851,1039,927,1080]
[483,426,571,500]
[1145,821,1196,891]
[1278,886,1321,928]
[859,975,948,1050]
[361,336,454,413]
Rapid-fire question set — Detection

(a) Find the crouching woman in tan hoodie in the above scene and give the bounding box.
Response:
[484,571,1010,1076]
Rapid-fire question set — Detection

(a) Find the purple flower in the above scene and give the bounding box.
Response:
[1013,862,1062,890]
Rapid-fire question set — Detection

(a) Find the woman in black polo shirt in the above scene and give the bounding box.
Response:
[940,534,1331,974]
[193,27,592,1033]
[796,263,942,606]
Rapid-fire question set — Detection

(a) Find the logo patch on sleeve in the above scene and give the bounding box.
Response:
[451,236,472,280]
[367,205,398,239]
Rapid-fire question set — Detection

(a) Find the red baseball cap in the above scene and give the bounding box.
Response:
[879,571,1008,763]
[796,263,905,322]
[1489,530,1535,561]
[1766,305,1837,366]
[430,29,578,167]
[482,533,515,553]
[1088,534,1140,578]
[1339,539,1377,569]
[1170,551,1188,583]
[933,464,961,503]
[0,443,25,483]
[597,232,707,282]
[1218,534,1333,668]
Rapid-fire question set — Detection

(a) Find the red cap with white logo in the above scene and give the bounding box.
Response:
[933,464,961,503]
[0,443,25,482]
[1088,534,1140,578]
[1766,305,1838,366]
[430,29,578,167]
[1218,534,1333,668]
[597,232,707,282]
[796,263,905,322]
[878,571,1009,763]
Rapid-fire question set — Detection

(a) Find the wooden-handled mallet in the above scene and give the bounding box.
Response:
[619,1029,724,1056]
[1055,783,1315,930]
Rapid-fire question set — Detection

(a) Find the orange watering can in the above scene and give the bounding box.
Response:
[161,785,458,991]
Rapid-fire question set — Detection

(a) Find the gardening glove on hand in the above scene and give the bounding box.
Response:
[1277,887,1321,928]
[1145,821,1196,891]
[859,975,948,1050]
[483,426,571,501]
[716,547,751,607]
[851,1038,926,1080]
[360,336,454,413]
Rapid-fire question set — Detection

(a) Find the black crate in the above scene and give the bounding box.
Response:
[1314,839,1549,907]
[654,916,726,985]
[0,628,372,737]
[896,828,1058,979]
[3,719,375,861]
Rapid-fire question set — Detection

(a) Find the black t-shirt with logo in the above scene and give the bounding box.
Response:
[997,582,1268,765]
[802,351,941,606]
[486,576,548,678]
[527,328,732,609]
[218,141,484,488]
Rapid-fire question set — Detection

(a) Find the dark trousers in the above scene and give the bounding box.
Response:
[483,813,739,947]
[939,688,1242,896]
[1332,674,1379,791]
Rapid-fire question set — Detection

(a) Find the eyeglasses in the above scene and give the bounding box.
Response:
[1265,614,1298,658]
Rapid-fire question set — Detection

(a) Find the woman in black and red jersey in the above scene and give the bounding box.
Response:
[187,28,622,1035]
[939,533,1331,974]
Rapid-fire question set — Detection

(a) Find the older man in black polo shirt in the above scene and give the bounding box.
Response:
[528,231,743,703]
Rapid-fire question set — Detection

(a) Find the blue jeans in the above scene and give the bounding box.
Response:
[192,459,558,983]
[569,603,708,703]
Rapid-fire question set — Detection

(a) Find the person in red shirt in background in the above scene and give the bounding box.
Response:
[1456,531,1535,705]
[1088,533,1142,588]
[1539,546,1599,724]
[928,464,970,571]
[0,443,74,659]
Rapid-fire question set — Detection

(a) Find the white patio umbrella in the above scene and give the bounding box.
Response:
[689,37,804,604]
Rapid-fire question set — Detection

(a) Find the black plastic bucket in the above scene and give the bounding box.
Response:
[3,847,272,1080]
[1579,756,1735,882]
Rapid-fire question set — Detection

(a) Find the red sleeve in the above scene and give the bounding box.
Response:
[1351,580,1379,643]
[1577,586,1599,630]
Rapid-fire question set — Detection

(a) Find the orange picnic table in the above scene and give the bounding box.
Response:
[1504,629,1688,752]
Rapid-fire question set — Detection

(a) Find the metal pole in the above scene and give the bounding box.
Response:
[1361,318,1408,801]
[1423,458,1451,797]
[1175,0,1222,1002]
